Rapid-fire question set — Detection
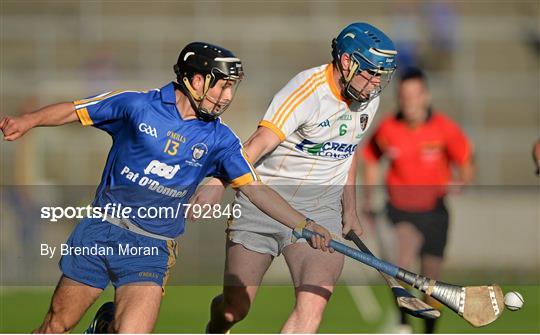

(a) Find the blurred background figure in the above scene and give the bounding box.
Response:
[422,1,457,71]
[82,44,120,94]
[390,2,422,69]
[361,67,474,333]
[2,96,42,282]
[390,1,457,72]
[533,139,540,176]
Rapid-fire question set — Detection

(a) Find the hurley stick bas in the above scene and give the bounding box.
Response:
[295,228,504,327]
[345,231,440,320]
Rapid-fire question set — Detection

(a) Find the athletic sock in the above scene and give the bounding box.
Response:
[425,318,437,333]
[399,309,408,325]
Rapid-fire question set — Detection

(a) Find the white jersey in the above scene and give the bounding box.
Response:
[254,63,380,208]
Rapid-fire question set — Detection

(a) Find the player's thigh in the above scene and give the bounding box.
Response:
[394,222,424,266]
[38,276,102,331]
[113,283,163,333]
[283,242,344,299]
[421,254,444,279]
[223,238,273,306]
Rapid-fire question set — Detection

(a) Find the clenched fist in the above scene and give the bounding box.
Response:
[0,115,34,141]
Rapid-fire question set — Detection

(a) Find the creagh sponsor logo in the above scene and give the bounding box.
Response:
[295,139,357,159]
[138,122,158,138]
[144,160,180,179]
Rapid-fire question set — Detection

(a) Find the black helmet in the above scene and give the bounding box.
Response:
[174,42,244,121]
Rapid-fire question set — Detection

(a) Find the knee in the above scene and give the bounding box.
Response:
[293,292,331,320]
[112,315,155,333]
[222,295,251,323]
[294,300,327,319]
[112,320,145,334]
[112,322,128,334]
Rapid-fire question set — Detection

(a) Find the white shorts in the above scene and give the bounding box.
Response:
[227,192,343,257]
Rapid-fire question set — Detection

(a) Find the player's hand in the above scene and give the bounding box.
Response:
[342,211,364,238]
[0,115,34,141]
[305,220,334,253]
[447,180,465,195]
[186,178,227,221]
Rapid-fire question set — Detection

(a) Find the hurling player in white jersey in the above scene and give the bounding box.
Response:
[189,23,398,333]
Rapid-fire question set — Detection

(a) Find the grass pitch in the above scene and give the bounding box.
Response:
[0,285,538,333]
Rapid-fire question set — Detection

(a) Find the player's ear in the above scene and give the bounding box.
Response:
[191,74,204,91]
[340,53,351,72]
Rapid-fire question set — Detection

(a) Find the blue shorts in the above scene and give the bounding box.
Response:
[59,217,178,290]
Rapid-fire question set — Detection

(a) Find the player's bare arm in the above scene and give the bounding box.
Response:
[448,158,475,194]
[0,102,78,141]
[242,126,281,163]
[534,139,540,175]
[360,157,379,228]
[186,178,229,221]
[457,159,474,185]
[238,180,332,252]
[341,149,364,237]
[188,126,281,220]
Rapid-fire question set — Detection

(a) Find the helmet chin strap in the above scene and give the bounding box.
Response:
[182,74,212,101]
[335,55,363,102]
[337,56,380,104]
[178,74,221,121]
[345,61,359,82]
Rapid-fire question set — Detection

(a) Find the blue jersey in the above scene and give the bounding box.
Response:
[73,82,258,238]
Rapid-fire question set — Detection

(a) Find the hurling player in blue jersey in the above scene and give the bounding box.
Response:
[1,42,333,333]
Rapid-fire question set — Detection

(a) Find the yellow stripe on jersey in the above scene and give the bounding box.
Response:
[73,90,139,125]
[273,71,326,128]
[230,172,256,189]
[270,69,326,126]
[276,77,326,129]
[74,90,123,106]
[258,120,286,141]
[241,149,260,181]
[76,107,94,126]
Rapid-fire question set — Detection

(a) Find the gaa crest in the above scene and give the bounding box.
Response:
[360,114,369,131]
[191,143,208,160]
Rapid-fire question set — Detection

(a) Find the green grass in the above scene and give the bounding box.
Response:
[0,285,538,333]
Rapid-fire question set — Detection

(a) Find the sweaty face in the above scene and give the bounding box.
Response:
[350,70,382,100]
[398,79,430,124]
[201,79,239,115]
[190,74,241,118]
[340,54,392,103]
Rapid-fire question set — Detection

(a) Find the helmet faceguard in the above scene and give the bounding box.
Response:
[174,42,244,121]
[332,23,398,105]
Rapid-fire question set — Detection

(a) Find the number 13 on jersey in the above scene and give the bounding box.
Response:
[164,139,180,156]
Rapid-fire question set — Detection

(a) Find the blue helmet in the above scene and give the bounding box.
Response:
[332,22,397,103]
